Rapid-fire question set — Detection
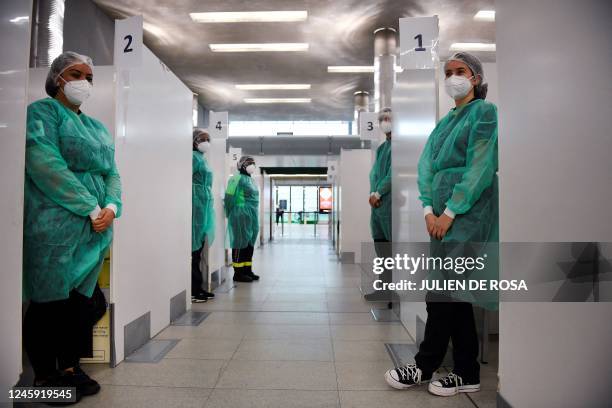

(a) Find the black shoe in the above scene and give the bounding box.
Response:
[71,366,101,396]
[384,363,431,390]
[364,291,392,302]
[34,373,83,406]
[246,271,260,281]
[191,292,208,303]
[201,290,215,299]
[233,273,253,282]
[428,372,480,396]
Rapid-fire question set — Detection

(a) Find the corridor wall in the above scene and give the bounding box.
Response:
[206,135,227,289]
[112,46,193,362]
[0,0,32,399]
[496,0,612,406]
[338,149,371,263]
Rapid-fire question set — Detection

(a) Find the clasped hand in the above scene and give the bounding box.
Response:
[425,213,453,240]
[369,195,381,208]
[92,208,115,233]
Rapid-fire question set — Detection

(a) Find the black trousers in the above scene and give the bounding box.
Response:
[24,290,94,380]
[414,296,480,382]
[232,245,254,275]
[374,238,392,286]
[192,245,204,295]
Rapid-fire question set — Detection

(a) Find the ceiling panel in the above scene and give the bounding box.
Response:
[93,0,495,121]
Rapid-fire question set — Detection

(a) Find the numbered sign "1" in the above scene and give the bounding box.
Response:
[114,15,143,68]
[399,16,439,70]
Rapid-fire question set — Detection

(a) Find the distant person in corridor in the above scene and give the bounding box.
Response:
[384,52,498,397]
[225,155,260,282]
[191,128,216,303]
[364,107,393,303]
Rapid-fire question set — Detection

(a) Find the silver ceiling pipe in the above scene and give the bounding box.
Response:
[29,0,65,68]
[353,91,370,123]
[373,27,397,113]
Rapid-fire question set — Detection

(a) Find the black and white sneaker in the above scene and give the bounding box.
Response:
[384,363,430,389]
[428,372,480,396]
[191,292,208,303]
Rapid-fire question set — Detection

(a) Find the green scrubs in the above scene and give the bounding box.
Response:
[24,98,122,302]
[369,139,392,241]
[224,173,259,249]
[192,152,215,251]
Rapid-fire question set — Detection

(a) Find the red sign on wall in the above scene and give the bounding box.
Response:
[319,187,332,210]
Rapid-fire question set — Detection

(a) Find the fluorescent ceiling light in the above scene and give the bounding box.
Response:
[328,66,404,73]
[190,11,308,23]
[449,43,496,52]
[474,10,495,22]
[236,84,311,90]
[10,16,29,24]
[328,66,375,73]
[244,98,312,104]
[210,43,309,52]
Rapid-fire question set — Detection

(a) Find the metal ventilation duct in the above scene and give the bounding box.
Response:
[228,136,371,156]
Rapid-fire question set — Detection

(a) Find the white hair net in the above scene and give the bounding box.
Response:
[237,155,255,171]
[193,128,209,142]
[445,52,488,99]
[378,107,392,123]
[45,51,94,97]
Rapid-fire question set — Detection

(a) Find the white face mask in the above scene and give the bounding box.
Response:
[60,77,92,106]
[246,164,256,175]
[197,141,210,153]
[380,121,392,135]
[444,75,474,100]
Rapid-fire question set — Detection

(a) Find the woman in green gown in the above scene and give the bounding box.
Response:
[384,52,498,398]
[191,128,216,302]
[23,51,122,402]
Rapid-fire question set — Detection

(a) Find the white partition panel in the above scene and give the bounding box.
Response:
[0,0,32,397]
[206,136,227,288]
[496,0,612,406]
[112,46,193,362]
[338,149,372,262]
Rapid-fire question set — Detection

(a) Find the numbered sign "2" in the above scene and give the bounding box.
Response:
[114,15,143,68]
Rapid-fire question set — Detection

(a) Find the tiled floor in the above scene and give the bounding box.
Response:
[80,237,498,408]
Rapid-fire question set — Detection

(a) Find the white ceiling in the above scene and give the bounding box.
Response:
[93,0,495,121]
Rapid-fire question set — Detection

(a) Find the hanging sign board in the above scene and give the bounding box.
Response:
[114,15,143,68]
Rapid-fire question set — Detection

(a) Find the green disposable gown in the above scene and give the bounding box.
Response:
[224,173,259,249]
[369,139,392,241]
[24,98,122,302]
[417,98,498,308]
[192,152,215,251]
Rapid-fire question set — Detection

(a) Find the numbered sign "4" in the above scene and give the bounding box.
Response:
[114,15,143,68]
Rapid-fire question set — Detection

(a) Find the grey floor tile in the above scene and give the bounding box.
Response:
[253,311,330,325]
[77,385,211,408]
[339,390,476,408]
[326,301,373,313]
[192,301,265,312]
[260,301,328,312]
[330,325,412,341]
[244,324,331,340]
[201,311,259,324]
[165,338,241,360]
[332,340,395,362]
[265,293,328,302]
[92,358,226,388]
[215,360,338,390]
[204,389,339,408]
[329,312,394,325]
[335,361,396,391]
[155,323,249,340]
[233,339,333,361]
